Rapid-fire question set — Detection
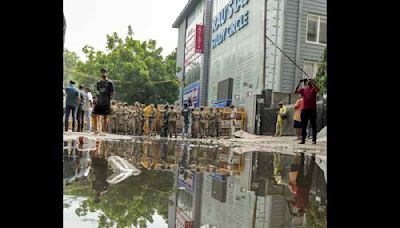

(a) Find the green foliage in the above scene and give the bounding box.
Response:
[306,200,327,228]
[74,170,175,228]
[315,48,327,94]
[63,49,80,85]
[72,26,179,104]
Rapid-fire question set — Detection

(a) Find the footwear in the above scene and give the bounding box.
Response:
[299,142,305,144]
[312,141,316,145]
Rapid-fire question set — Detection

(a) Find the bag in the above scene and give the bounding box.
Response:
[280,112,288,119]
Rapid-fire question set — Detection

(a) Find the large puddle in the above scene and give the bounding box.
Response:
[63,138,327,228]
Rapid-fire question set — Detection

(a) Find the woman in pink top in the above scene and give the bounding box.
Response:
[293,94,304,140]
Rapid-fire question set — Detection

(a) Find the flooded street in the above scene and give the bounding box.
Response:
[64,138,327,228]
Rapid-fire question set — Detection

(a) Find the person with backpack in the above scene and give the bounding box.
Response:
[275,101,288,137]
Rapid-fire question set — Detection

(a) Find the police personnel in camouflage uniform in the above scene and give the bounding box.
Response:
[120,103,129,135]
[149,104,157,136]
[160,105,169,137]
[209,108,221,138]
[199,107,208,138]
[133,102,141,135]
[140,104,145,136]
[192,108,200,138]
[127,106,135,135]
[168,106,178,138]
[110,101,117,133]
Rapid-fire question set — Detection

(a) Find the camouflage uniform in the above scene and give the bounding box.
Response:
[132,106,140,136]
[139,105,145,136]
[199,109,208,138]
[209,109,221,138]
[127,107,135,135]
[110,104,118,133]
[168,108,178,138]
[149,105,157,136]
[192,109,200,138]
[160,109,169,137]
[120,105,129,135]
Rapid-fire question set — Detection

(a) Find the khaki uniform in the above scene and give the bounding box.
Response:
[209,111,221,137]
[199,111,208,138]
[127,108,135,135]
[132,107,140,136]
[149,107,157,136]
[168,109,178,138]
[110,105,118,133]
[192,111,200,138]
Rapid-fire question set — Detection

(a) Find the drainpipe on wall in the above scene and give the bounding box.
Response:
[270,0,281,108]
[294,0,304,86]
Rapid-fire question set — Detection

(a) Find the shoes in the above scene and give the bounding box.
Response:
[312,141,316,145]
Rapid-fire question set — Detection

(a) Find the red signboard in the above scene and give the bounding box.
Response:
[195,24,204,53]
[176,207,193,228]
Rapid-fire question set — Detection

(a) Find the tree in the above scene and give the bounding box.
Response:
[63,49,80,85]
[315,48,327,94]
[74,26,179,104]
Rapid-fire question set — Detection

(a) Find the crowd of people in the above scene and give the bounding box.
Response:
[64,68,114,136]
[274,78,320,144]
[64,68,241,139]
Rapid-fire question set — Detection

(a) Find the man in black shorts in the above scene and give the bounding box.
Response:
[93,68,115,135]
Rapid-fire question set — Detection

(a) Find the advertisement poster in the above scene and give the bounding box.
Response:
[195,24,204,53]
[178,169,195,195]
[176,207,193,228]
[183,81,200,108]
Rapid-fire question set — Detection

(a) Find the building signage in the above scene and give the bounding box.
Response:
[212,0,249,49]
[176,207,193,228]
[195,24,204,53]
[183,81,200,108]
[178,169,196,194]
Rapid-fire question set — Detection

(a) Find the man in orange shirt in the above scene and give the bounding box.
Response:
[293,94,304,140]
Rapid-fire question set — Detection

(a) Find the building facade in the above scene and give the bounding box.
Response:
[173,0,326,126]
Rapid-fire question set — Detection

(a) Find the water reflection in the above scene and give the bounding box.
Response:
[63,138,327,228]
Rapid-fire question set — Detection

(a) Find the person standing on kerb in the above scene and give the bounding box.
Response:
[92,68,115,136]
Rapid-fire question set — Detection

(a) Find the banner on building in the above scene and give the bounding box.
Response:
[183,81,200,108]
[178,169,196,194]
[195,24,204,53]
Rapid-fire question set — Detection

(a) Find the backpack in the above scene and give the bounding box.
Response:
[280,111,288,119]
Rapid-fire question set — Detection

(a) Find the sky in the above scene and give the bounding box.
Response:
[64,0,189,61]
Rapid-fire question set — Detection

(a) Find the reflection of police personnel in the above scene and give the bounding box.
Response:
[168,106,178,138]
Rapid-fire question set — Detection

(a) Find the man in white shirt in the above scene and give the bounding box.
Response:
[84,87,94,132]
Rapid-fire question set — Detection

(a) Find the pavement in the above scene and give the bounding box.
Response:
[64,130,327,156]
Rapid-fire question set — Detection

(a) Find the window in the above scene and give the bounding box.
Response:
[306,14,326,45]
[303,61,320,78]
